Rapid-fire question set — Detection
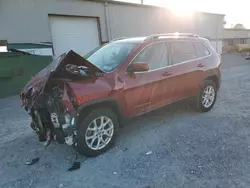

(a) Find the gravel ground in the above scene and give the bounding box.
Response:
[1,53,250,188]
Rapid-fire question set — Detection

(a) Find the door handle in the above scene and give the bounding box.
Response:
[197,63,205,68]
[162,72,173,77]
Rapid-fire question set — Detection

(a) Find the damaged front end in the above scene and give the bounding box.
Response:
[23,82,78,146]
[20,50,104,147]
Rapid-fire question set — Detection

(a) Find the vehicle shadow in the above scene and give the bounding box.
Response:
[120,99,197,136]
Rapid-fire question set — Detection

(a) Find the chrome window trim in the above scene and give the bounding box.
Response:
[126,39,212,74]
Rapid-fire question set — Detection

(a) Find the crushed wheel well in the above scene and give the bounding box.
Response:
[77,101,123,127]
[205,75,219,90]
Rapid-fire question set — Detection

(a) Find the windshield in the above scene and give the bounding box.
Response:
[86,42,139,72]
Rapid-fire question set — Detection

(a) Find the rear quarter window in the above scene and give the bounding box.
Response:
[193,42,210,58]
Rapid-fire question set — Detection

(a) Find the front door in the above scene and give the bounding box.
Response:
[121,42,169,116]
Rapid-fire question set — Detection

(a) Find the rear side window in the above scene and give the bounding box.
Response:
[170,41,196,65]
[193,42,210,58]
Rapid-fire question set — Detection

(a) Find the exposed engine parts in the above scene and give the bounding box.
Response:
[20,51,104,150]
[28,85,77,146]
[26,86,77,147]
[50,113,60,128]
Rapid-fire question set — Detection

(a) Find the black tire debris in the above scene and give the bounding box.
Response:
[68,161,81,171]
[25,157,40,165]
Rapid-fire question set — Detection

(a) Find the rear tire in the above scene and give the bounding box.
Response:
[196,80,217,112]
[77,108,119,157]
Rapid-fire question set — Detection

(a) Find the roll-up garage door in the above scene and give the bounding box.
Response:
[49,15,100,57]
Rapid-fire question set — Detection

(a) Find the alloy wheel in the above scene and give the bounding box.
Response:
[202,85,215,108]
[85,116,114,150]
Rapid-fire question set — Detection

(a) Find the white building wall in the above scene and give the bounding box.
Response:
[107,3,224,53]
[108,3,224,40]
[0,0,108,43]
[107,4,177,39]
[222,29,250,48]
[210,40,222,54]
[222,29,250,39]
[0,0,224,53]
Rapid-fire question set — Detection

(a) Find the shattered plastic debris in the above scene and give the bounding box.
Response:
[25,157,40,165]
[68,161,81,171]
[114,172,117,175]
[44,140,51,146]
[67,146,81,171]
[146,151,153,155]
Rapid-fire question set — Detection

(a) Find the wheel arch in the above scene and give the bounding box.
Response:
[204,72,220,90]
[76,98,124,127]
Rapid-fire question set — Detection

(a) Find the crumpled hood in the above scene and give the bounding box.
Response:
[20,50,104,106]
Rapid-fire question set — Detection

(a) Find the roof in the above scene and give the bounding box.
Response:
[86,0,225,16]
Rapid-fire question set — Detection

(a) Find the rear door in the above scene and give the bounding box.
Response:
[168,41,202,98]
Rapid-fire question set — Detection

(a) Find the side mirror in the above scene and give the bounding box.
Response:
[127,62,149,73]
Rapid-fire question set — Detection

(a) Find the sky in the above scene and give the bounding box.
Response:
[116,0,250,28]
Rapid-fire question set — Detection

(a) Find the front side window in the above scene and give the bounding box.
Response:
[86,42,139,72]
[132,42,169,71]
[193,42,210,58]
[171,41,197,65]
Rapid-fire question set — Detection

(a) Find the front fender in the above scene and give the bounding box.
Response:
[75,97,125,126]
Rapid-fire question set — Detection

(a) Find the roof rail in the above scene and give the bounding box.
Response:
[144,33,200,41]
[110,37,129,42]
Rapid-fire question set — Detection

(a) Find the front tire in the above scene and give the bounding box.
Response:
[197,80,217,112]
[77,108,119,157]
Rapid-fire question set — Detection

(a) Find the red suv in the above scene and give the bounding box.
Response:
[21,33,221,157]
